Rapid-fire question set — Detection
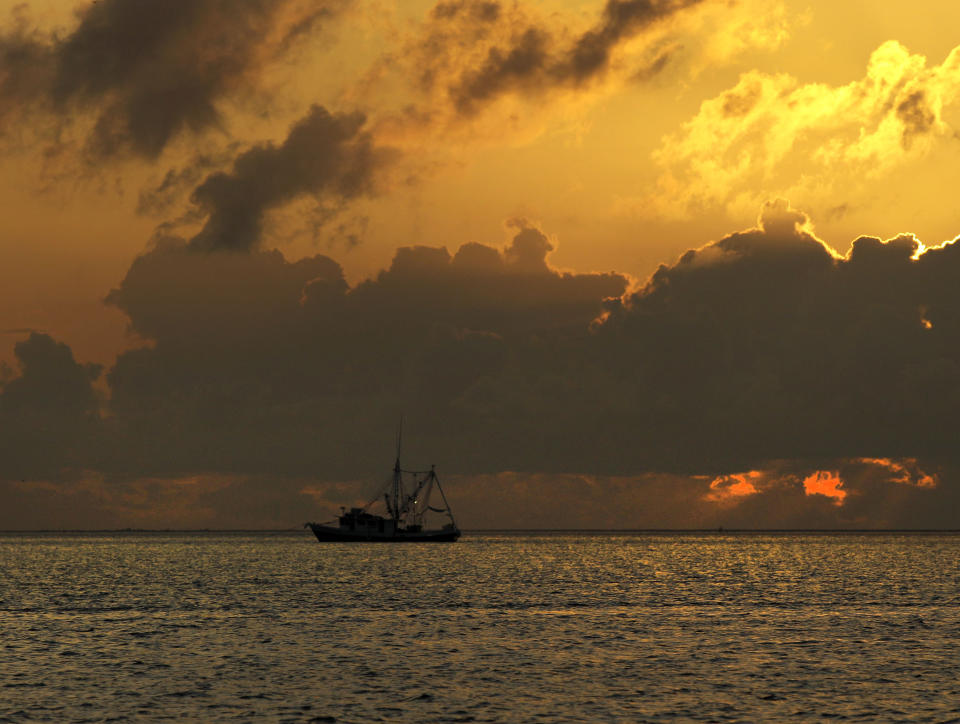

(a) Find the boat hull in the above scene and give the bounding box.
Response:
[308,523,460,542]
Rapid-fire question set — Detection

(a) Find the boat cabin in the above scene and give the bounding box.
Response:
[339,507,396,534]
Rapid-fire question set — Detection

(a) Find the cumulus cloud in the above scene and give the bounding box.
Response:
[13,201,960,527]
[102,221,627,481]
[0,333,102,481]
[588,200,960,478]
[0,0,347,158]
[643,40,960,218]
[100,198,960,513]
[0,332,101,417]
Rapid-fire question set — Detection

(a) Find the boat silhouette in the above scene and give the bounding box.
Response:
[305,424,460,542]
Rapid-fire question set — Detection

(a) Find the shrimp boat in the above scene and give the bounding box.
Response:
[305,429,460,542]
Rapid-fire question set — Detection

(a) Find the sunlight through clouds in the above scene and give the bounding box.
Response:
[642,40,960,220]
[802,470,846,505]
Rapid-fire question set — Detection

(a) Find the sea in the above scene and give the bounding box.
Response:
[1,531,959,723]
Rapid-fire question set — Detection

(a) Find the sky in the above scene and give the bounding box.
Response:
[2,0,960,529]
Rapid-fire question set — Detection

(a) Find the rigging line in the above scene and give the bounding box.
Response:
[421,476,435,516]
[362,482,388,511]
[362,473,395,511]
[433,468,458,527]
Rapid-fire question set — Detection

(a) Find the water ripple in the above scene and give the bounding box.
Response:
[0,532,959,722]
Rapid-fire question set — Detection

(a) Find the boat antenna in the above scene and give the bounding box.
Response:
[396,415,403,468]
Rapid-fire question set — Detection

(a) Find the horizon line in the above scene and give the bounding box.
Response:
[2,528,959,534]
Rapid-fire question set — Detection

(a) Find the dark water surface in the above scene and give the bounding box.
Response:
[2,532,959,722]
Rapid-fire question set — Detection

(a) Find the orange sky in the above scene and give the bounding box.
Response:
[4,0,960,366]
[3,0,960,527]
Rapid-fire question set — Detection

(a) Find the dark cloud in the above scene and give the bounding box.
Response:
[187,105,390,251]
[411,0,701,114]
[100,223,626,479]
[0,0,346,158]
[558,0,696,83]
[447,458,949,530]
[451,26,551,111]
[14,202,960,526]
[98,199,960,495]
[136,146,242,217]
[0,333,100,417]
[432,0,501,23]
[586,201,941,475]
[0,333,102,481]
[0,9,54,126]
[0,473,308,530]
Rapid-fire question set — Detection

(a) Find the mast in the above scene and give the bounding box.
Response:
[392,417,403,526]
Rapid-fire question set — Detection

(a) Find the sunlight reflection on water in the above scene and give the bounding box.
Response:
[1,532,959,722]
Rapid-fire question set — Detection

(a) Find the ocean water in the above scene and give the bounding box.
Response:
[1,532,959,723]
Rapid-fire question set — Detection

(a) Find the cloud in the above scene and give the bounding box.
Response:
[731,457,946,528]
[360,0,788,147]
[0,0,347,158]
[0,472,300,530]
[0,333,102,481]
[705,471,761,503]
[101,220,627,481]
[588,200,960,480]
[14,201,960,527]
[0,460,946,530]
[802,470,846,505]
[0,8,53,124]
[855,457,937,488]
[136,146,242,217]
[0,332,101,417]
[99,199,960,495]
[446,459,947,529]
[185,105,392,251]
[643,40,960,218]
[442,0,703,114]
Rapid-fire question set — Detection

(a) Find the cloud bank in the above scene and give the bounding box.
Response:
[5,202,960,527]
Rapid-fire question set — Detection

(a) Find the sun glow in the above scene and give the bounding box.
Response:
[802,470,846,504]
[706,472,761,502]
[856,458,938,487]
